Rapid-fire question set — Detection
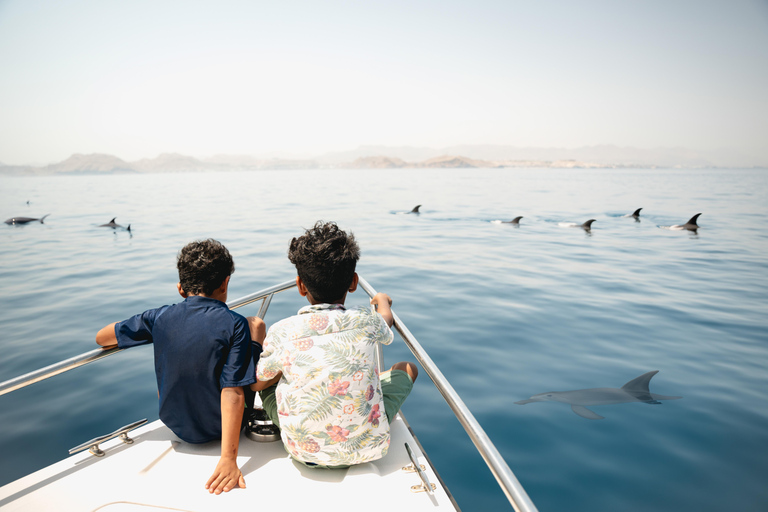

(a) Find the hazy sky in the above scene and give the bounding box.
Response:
[1,0,766,165]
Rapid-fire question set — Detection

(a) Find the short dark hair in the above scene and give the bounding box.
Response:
[288,221,360,303]
[177,239,234,296]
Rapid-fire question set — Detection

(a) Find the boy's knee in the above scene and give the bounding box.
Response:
[391,361,418,382]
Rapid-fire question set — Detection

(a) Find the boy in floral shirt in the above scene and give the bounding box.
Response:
[253,221,418,468]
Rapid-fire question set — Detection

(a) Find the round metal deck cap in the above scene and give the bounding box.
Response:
[246,424,281,442]
[245,408,280,442]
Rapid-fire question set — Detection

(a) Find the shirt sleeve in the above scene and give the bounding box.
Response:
[256,324,283,381]
[115,306,169,349]
[370,305,394,346]
[219,314,256,388]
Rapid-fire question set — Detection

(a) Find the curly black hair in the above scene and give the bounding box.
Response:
[177,239,235,296]
[288,221,360,303]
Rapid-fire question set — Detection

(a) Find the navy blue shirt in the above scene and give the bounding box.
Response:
[115,296,257,443]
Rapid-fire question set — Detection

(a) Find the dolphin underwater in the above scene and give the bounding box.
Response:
[669,213,701,232]
[5,214,49,225]
[99,217,131,231]
[514,370,682,420]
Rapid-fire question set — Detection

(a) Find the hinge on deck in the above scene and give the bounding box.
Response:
[411,483,437,493]
[404,442,435,496]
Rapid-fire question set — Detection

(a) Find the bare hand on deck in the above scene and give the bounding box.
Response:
[205,457,245,494]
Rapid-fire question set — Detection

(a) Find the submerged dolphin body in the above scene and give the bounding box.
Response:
[100,218,131,231]
[670,213,701,232]
[5,214,49,225]
[515,371,681,420]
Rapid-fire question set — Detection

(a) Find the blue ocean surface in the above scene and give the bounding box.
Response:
[1,168,767,511]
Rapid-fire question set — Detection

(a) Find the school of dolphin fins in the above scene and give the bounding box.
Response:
[406,205,703,232]
[6,207,702,233]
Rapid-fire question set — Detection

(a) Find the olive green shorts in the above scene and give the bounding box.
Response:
[259,369,414,469]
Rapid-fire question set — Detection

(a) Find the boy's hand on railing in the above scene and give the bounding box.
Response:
[371,293,392,307]
[371,293,394,327]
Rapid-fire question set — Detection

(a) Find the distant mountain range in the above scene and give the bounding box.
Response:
[0,145,763,175]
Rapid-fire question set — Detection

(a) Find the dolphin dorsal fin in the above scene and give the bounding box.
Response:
[632,208,642,216]
[109,217,116,223]
[411,205,421,213]
[686,213,701,226]
[621,371,659,395]
[512,216,523,223]
[582,219,596,228]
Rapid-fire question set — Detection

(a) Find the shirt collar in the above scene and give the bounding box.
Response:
[298,303,346,315]
[185,295,227,307]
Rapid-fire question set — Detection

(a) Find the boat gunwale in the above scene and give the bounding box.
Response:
[0,275,537,512]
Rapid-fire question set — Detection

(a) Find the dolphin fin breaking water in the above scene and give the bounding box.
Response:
[665,213,701,232]
[558,219,596,231]
[99,217,131,231]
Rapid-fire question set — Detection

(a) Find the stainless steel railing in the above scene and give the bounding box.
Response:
[356,276,537,512]
[0,279,296,397]
[0,276,537,512]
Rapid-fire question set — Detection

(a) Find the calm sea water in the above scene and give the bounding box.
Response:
[1,168,767,511]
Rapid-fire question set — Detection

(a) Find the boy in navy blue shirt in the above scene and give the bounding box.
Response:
[96,239,264,494]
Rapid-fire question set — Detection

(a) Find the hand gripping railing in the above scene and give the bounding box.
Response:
[0,276,537,512]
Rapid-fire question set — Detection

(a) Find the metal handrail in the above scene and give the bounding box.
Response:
[0,346,124,396]
[0,275,537,512]
[356,276,538,512]
[0,280,296,397]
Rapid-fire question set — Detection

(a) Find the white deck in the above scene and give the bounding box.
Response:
[0,414,457,512]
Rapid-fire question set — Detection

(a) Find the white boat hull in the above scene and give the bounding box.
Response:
[0,414,457,511]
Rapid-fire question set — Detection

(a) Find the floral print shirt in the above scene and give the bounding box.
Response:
[257,303,394,465]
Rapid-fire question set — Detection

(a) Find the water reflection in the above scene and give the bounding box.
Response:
[515,371,682,420]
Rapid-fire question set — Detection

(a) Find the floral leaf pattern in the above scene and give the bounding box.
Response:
[256,303,393,465]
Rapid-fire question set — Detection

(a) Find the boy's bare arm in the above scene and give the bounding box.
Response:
[205,386,246,494]
[96,322,118,347]
[247,316,273,391]
[247,316,266,345]
[251,371,282,391]
[370,293,394,327]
